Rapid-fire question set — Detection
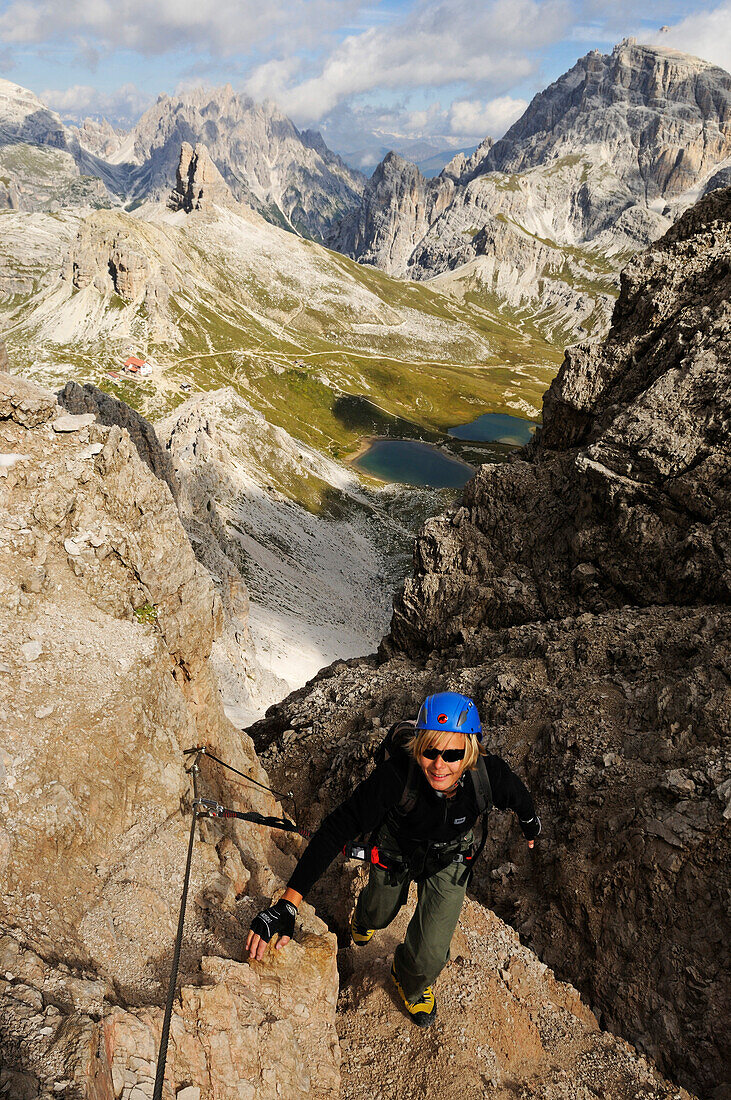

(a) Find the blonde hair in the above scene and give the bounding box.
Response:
[406,727,484,771]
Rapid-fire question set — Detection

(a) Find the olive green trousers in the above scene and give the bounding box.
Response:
[354,859,468,1002]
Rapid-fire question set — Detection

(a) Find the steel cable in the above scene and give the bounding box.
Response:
[152,804,198,1100]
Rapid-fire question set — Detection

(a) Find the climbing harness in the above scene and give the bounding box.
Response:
[344,719,493,879]
[152,747,309,1100]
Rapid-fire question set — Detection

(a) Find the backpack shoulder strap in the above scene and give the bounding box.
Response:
[464,755,494,872]
[398,756,422,815]
[374,719,411,768]
[470,754,493,815]
[382,719,419,815]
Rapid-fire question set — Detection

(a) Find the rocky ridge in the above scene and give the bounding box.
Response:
[58,208,188,345]
[68,117,128,161]
[0,366,341,1098]
[55,377,405,726]
[252,188,731,1096]
[0,78,125,210]
[58,379,180,499]
[483,42,731,195]
[0,79,364,242]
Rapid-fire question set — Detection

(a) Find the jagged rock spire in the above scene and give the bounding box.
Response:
[170,141,235,213]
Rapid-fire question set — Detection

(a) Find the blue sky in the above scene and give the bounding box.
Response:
[0,0,729,165]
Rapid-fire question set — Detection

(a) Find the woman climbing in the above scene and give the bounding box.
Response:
[246,691,541,1027]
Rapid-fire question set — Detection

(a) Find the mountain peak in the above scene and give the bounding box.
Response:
[486,41,731,199]
[129,86,364,239]
[0,76,67,148]
[169,141,235,213]
[381,149,413,169]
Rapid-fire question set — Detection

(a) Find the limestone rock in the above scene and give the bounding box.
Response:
[0,367,57,426]
[390,187,731,650]
[59,209,187,344]
[485,42,731,198]
[51,412,96,432]
[58,380,179,500]
[65,215,153,301]
[337,897,692,1100]
[170,141,236,213]
[330,152,456,276]
[0,80,117,212]
[0,78,68,151]
[129,85,364,240]
[0,371,337,1098]
[68,116,128,160]
[334,43,731,341]
[254,187,731,1098]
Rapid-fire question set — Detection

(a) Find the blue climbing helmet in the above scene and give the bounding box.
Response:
[415,692,482,741]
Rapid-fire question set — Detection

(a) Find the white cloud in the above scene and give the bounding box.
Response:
[317,92,528,169]
[0,0,359,56]
[244,57,303,105]
[41,83,153,126]
[646,2,731,72]
[448,96,528,138]
[245,0,570,122]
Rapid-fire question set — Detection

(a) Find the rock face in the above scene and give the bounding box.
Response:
[0,369,340,1098]
[334,43,731,340]
[390,187,731,649]
[253,188,731,1097]
[337,896,693,1100]
[170,141,236,213]
[330,152,456,276]
[128,85,364,240]
[61,210,187,340]
[0,78,68,150]
[58,379,179,499]
[68,117,128,161]
[485,41,731,197]
[390,188,731,1094]
[0,78,363,240]
[65,216,152,302]
[157,388,410,723]
[0,79,120,211]
[1,369,696,1100]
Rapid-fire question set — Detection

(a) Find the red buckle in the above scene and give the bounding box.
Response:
[371,845,388,869]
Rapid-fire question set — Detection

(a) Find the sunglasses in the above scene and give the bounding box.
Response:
[421,747,466,762]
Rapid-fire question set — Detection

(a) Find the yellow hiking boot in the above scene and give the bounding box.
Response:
[391,963,436,1027]
[350,912,375,946]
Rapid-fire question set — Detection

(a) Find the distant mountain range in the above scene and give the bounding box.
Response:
[0,79,365,240]
[331,41,731,337]
[0,39,730,344]
[330,136,480,178]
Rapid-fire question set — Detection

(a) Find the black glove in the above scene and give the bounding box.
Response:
[519,814,541,841]
[250,899,297,943]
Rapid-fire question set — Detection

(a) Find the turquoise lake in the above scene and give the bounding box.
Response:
[448,412,539,446]
[352,439,474,488]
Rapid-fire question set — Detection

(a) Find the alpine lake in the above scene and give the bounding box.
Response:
[351,412,540,488]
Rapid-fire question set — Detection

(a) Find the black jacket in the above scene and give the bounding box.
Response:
[287,750,536,898]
